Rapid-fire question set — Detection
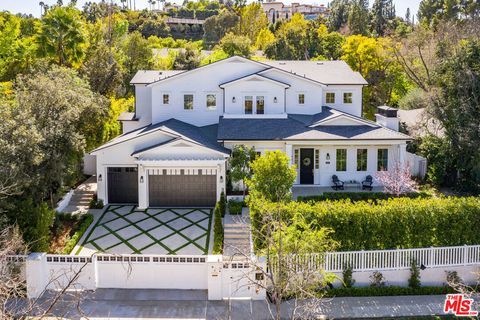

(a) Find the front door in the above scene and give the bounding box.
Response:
[300,148,314,185]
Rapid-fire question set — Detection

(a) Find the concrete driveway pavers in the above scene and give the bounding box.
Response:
[76,205,212,255]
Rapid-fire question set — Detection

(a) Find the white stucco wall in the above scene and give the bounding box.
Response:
[323,85,363,117]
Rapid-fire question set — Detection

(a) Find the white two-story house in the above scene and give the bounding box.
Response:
[91,56,411,208]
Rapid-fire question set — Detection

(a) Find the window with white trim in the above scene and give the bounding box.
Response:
[184,94,193,110]
[206,94,216,110]
[357,149,368,171]
[344,92,353,104]
[326,92,335,104]
[377,148,388,171]
[163,94,169,105]
[314,149,319,169]
[298,94,305,105]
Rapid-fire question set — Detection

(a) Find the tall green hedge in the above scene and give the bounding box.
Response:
[212,202,224,254]
[290,197,480,251]
[297,191,429,203]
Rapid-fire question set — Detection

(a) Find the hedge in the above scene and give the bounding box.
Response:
[297,191,429,203]
[228,200,243,215]
[62,214,94,254]
[322,285,458,297]
[286,197,480,251]
[212,202,224,254]
[219,191,226,217]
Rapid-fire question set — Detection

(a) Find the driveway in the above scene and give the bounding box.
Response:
[76,205,212,255]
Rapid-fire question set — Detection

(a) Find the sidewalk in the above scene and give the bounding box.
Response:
[20,289,453,319]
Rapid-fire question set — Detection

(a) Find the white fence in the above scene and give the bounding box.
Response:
[275,245,480,273]
[407,152,427,179]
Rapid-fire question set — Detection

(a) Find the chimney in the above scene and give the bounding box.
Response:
[375,106,399,131]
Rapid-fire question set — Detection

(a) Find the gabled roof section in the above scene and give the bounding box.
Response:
[146,56,270,87]
[130,70,186,84]
[309,108,376,127]
[91,119,229,155]
[131,137,228,157]
[258,67,327,87]
[261,60,368,85]
[219,73,290,88]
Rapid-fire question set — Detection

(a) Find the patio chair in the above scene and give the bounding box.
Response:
[362,175,373,191]
[331,175,344,190]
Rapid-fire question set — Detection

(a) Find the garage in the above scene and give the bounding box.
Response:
[149,172,216,207]
[107,167,138,204]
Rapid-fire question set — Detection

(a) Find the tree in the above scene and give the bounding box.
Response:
[316,24,345,60]
[138,17,170,38]
[173,43,201,70]
[80,43,124,96]
[218,32,251,57]
[254,28,275,51]
[120,31,153,86]
[265,13,310,60]
[36,5,87,67]
[375,162,417,195]
[203,9,239,47]
[237,2,268,43]
[347,0,369,35]
[247,150,297,203]
[228,145,256,196]
[328,0,350,32]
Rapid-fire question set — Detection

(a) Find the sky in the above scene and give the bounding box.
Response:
[1,0,421,19]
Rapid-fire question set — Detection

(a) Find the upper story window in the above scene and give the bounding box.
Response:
[298,94,305,105]
[336,149,347,171]
[163,94,169,105]
[184,94,193,110]
[326,92,335,104]
[357,149,368,171]
[244,96,253,114]
[377,148,388,171]
[206,94,216,110]
[344,92,353,104]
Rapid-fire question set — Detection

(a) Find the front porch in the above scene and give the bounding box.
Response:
[292,185,384,199]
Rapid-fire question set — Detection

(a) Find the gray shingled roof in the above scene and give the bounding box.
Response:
[217,108,411,141]
[262,60,368,85]
[130,70,185,84]
[92,119,229,154]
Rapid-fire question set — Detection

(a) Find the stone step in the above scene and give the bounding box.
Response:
[223,224,250,229]
[73,190,95,196]
[70,199,92,204]
[224,228,250,234]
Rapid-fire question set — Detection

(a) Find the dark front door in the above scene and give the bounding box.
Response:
[149,174,217,207]
[300,148,314,185]
[107,167,138,204]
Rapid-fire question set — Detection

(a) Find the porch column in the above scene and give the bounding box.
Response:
[398,143,407,167]
[138,165,148,209]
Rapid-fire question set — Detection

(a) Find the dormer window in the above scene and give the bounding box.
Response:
[298,94,305,105]
[163,94,169,105]
[184,94,193,110]
[326,92,335,104]
[206,94,216,110]
[344,92,353,104]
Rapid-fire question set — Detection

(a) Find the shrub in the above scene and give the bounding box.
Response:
[408,260,421,289]
[445,271,463,286]
[89,194,104,209]
[342,263,355,288]
[293,196,480,251]
[228,200,243,215]
[370,271,386,287]
[212,202,224,254]
[323,285,457,297]
[63,214,94,254]
[219,191,226,217]
[297,191,429,203]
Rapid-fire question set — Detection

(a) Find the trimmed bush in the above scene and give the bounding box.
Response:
[63,214,94,254]
[322,285,457,297]
[219,191,226,217]
[89,194,104,209]
[212,202,224,254]
[228,200,243,215]
[297,191,429,203]
[284,196,480,251]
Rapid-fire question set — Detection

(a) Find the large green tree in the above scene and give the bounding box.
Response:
[36,5,87,67]
[203,9,239,47]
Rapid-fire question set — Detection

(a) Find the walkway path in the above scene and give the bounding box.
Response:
[223,208,251,259]
[63,176,97,213]
[21,289,455,319]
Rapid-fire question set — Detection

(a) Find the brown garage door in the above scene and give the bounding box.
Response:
[149,174,216,207]
[107,167,138,204]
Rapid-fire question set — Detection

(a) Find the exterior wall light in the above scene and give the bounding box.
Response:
[274,97,278,103]
[140,176,144,183]
[98,174,102,182]
[326,153,330,161]
[232,97,236,103]
[220,176,224,183]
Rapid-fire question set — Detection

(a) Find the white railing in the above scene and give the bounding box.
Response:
[42,254,207,264]
[271,245,480,273]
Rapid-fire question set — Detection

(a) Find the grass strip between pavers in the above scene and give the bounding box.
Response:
[78,205,213,255]
[75,205,113,255]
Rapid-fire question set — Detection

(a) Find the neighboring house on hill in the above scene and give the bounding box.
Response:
[90,56,411,208]
[262,1,330,24]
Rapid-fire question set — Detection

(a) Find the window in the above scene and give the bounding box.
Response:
[163,94,169,105]
[357,149,368,171]
[125,167,138,172]
[336,149,347,171]
[344,92,353,104]
[256,96,264,114]
[298,94,305,105]
[377,148,388,171]
[294,149,299,166]
[326,92,335,104]
[244,96,253,114]
[184,94,193,110]
[315,149,319,169]
[206,94,216,110]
